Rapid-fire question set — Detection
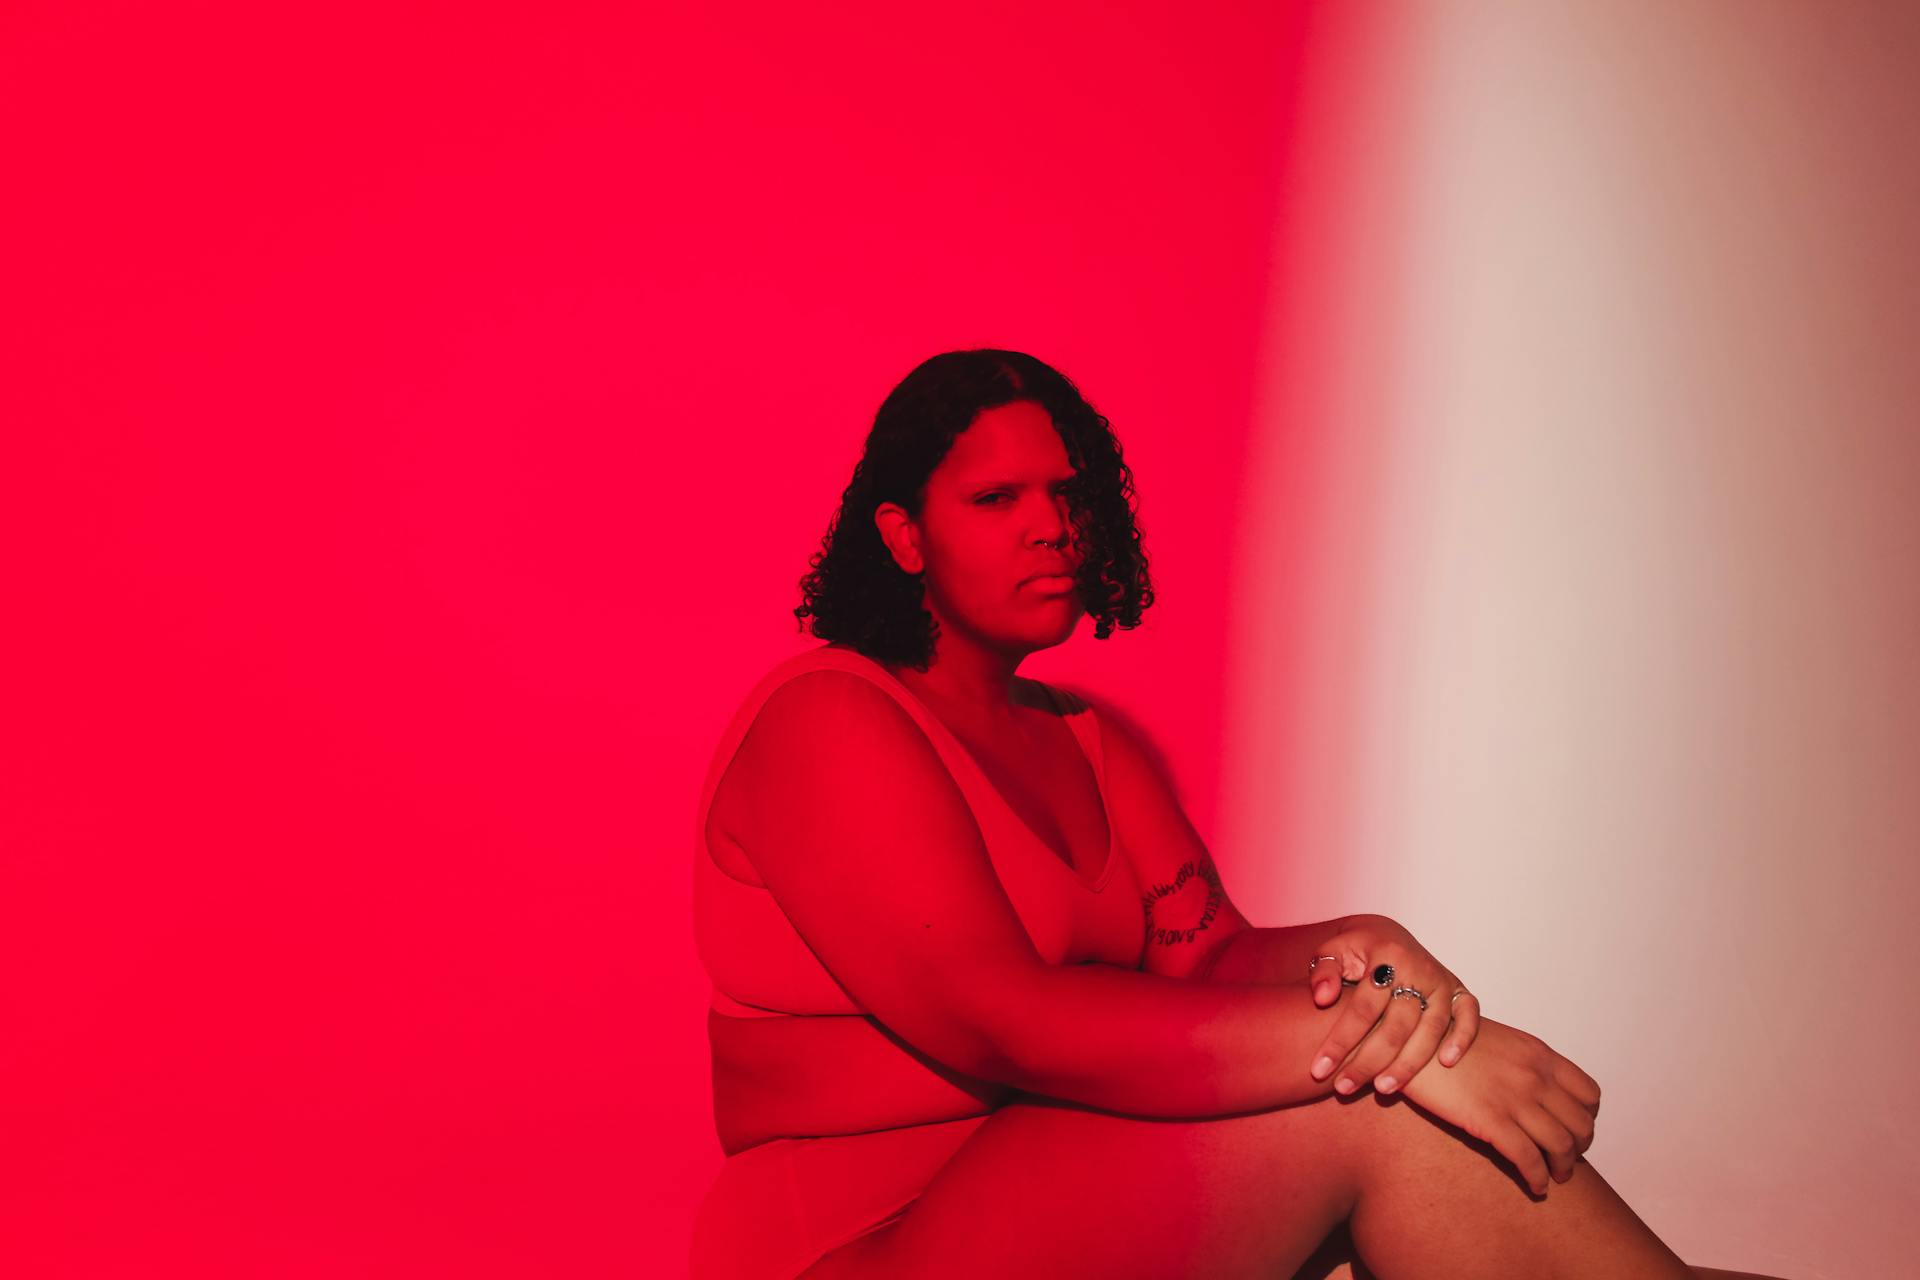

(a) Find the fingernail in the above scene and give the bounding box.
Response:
[1376,1075,1396,1094]
[1335,1077,1355,1094]
[1315,982,1332,1002]
[1312,1056,1333,1079]
[1441,1046,1459,1066]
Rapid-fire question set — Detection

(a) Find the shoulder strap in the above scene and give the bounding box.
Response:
[696,644,953,851]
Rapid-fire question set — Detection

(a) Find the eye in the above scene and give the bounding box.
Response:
[974,485,1075,506]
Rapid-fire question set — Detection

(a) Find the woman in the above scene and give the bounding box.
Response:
[690,350,1776,1278]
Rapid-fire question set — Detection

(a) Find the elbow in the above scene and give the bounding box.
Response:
[936,959,1054,1088]
[960,1034,1025,1089]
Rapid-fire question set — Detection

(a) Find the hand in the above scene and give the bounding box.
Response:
[1398,1016,1602,1197]
[1307,914,1481,1095]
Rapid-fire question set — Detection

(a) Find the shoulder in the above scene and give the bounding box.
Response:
[750,642,885,687]
[749,664,921,753]
[735,645,903,724]
[724,662,975,854]
[714,652,929,822]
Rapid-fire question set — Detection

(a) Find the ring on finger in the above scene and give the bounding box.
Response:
[1450,988,1472,1008]
[1389,985,1429,1013]
[1309,954,1363,989]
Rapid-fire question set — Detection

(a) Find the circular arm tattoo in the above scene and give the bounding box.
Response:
[1141,855,1224,947]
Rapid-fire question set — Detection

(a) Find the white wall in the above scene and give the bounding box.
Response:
[1222,6,1920,1276]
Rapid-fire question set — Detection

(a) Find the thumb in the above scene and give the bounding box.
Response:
[1309,951,1343,1006]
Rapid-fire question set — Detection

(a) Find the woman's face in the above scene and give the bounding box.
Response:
[878,399,1087,658]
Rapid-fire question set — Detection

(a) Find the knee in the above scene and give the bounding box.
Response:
[1310,1090,1443,1176]
[1253,1092,1408,1217]
[1328,1088,1494,1193]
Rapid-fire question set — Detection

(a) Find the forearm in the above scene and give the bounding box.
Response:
[1198,915,1363,986]
[985,961,1349,1117]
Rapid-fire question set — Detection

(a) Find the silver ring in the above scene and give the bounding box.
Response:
[1308,955,1340,974]
[1450,989,1472,1008]
[1390,986,1429,1014]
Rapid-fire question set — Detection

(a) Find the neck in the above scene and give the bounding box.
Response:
[889,634,1027,723]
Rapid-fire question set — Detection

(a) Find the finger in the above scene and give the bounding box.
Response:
[1539,1086,1597,1158]
[1313,930,1372,1002]
[1340,946,1370,986]
[1488,1119,1552,1197]
[1337,992,1425,1095]
[1307,952,1345,1007]
[1309,981,1391,1081]
[1553,1057,1602,1114]
[1516,1103,1580,1186]
[1438,989,1481,1067]
[1372,991,1450,1094]
[1305,929,1361,1003]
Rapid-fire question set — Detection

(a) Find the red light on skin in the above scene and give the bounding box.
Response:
[1024,575,1077,594]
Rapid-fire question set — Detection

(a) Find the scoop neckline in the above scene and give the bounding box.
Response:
[837,649,1119,893]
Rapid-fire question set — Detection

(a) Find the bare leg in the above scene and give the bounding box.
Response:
[1288,1234,1780,1280]
[801,1086,1695,1280]
[1340,1094,1685,1279]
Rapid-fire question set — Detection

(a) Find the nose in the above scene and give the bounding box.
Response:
[1032,496,1071,550]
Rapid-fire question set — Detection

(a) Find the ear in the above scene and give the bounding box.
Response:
[873,502,924,575]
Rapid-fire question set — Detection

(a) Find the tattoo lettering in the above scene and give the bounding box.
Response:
[1141,855,1224,946]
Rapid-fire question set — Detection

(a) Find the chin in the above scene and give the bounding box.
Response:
[1033,611,1085,648]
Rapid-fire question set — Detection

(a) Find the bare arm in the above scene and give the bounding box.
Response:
[1101,700,1480,1093]
[989,704,1364,1112]
[727,671,1597,1195]
[991,963,1356,1115]
[1088,699,1359,992]
[728,672,1359,1121]
[1197,917,1362,985]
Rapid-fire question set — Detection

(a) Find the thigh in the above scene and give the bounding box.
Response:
[802,1089,1384,1280]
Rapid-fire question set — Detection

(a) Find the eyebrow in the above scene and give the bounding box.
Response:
[966,474,1079,490]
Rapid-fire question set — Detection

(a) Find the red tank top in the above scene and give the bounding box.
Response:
[693,642,1145,1151]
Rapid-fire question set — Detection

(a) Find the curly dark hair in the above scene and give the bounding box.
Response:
[794,348,1154,669]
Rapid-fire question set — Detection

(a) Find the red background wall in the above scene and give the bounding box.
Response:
[2,5,1314,1273]
[13,5,1910,1276]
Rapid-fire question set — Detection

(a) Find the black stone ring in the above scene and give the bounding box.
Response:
[1371,963,1395,988]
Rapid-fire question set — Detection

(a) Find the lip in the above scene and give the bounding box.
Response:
[1024,574,1077,593]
